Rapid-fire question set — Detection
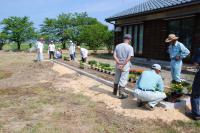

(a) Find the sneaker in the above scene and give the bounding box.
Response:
[143,103,155,111]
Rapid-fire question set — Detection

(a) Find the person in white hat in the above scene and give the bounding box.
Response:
[36,38,45,61]
[165,34,190,83]
[68,40,76,61]
[48,41,55,60]
[133,64,166,110]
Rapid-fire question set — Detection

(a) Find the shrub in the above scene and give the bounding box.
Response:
[99,63,111,69]
[104,67,114,71]
[88,60,97,66]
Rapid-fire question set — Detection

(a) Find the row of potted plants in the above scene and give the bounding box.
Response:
[88,60,115,75]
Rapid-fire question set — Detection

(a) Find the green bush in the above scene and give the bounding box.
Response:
[104,67,114,71]
[88,60,97,66]
[99,63,110,69]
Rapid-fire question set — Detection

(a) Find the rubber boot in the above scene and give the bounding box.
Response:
[118,86,128,99]
[113,84,118,95]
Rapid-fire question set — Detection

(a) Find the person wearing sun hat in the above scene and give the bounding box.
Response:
[48,40,55,60]
[36,37,45,61]
[165,34,190,83]
[133,64,166,110]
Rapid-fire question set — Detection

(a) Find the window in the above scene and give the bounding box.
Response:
[169,18,194,50]
[123,26,133,46]
[123,26,127,36]
[122,25,144,55]
[133,24,144,55]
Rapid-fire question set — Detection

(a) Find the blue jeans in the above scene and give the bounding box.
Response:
[191,96,200,116]
[170,60,182,82]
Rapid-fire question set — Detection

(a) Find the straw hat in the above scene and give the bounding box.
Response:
[165,34,179,43]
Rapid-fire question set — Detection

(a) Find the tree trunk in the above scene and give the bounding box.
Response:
[17,42,21,50]
[62,42,66,49]
[0,43,4,50]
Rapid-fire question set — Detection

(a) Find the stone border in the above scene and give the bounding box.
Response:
[52,60,190,109]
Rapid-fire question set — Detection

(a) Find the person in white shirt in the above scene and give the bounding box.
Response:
[69,40,75,60]
[77,46,88,62]
[36,38,44,61]
[48,41,55,59]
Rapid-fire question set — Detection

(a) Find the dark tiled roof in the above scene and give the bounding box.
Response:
[106,0,199,21]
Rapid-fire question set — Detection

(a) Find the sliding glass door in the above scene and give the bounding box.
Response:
[123,24,144,56]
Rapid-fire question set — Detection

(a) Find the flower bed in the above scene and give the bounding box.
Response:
[164,82,192,103]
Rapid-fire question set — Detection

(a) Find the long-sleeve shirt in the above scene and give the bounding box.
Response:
[136,70,164,92]
[168,41,190,60]
[36,41,44,53]
[80,48,88,58]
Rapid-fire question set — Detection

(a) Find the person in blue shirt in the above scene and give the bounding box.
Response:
[165,34,190,83]
[185,48,200,120]
[133,64,166,110]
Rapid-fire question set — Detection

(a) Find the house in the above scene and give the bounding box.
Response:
[105,0,200,61]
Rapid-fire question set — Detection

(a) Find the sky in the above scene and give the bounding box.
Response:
[0,0,146,30]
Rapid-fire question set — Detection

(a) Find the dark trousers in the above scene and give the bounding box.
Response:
[191,70,200,116]
[82,57,87,62]
[70,54,75,60]
[49,51,54,59]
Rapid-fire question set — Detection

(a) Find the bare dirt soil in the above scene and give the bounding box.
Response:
[0,51,199,133]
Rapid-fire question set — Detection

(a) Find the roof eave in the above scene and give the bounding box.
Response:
[105,0,200,23]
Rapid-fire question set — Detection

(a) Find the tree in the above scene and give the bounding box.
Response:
[40,18,58,42]
[41,13,73,49]
[105,31,114,53]
[79,23,110,52]
[40,12,99,49]
[1,16,35,50]
[0,32,7,50]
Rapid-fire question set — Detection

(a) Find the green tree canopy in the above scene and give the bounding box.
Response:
[1,16,35,50]
[79,23,110,52]
[40,12,99,49]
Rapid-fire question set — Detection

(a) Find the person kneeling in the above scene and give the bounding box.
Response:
[133,64,166,110]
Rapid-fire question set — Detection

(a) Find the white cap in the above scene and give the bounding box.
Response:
[152,64,161,71]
